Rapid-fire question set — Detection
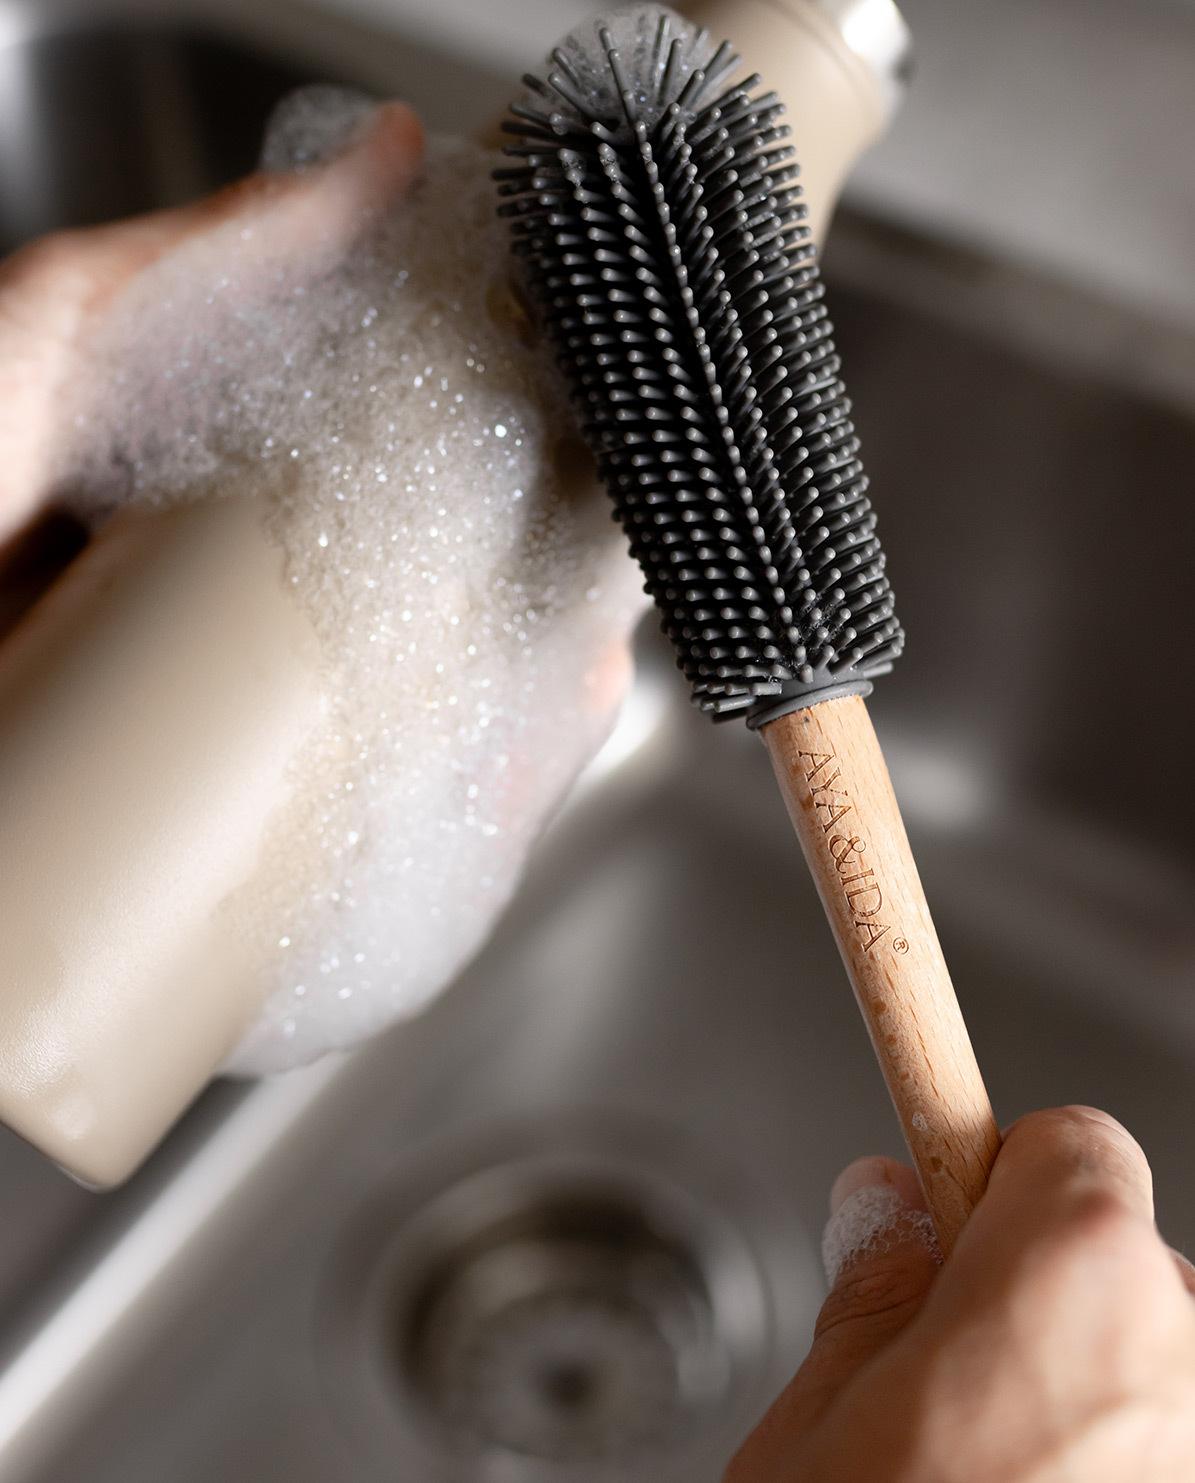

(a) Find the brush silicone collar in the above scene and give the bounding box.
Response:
[745,677,873,729]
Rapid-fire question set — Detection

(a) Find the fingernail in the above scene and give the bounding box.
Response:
[259,85,379,174]
[822,1158,940,1285]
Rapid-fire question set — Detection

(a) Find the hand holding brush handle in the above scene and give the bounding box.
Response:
[729,1109,1195,1481]
[497,3,1000,1249]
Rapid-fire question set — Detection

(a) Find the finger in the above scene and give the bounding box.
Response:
[727,1155,939,1480]
[877,1105,1193,1472]
[0,100,422,332]
[814,1156,941,1377]
[996,1106,1154,1223]
[952,1105,1154,1279]
[0,101,423,541]
[26,101,424,317]
[229,98,424,262]
[921,1105,1177,1354]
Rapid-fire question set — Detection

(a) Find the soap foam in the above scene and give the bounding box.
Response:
[821,1185,940,1285]
[57,118,647,1072]
[258,84,377,174]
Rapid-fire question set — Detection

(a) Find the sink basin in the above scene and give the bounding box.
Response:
[0,4,1193,1481]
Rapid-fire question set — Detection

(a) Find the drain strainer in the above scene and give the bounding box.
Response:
[404,1191,727,1464]
[324,1135,772,1480]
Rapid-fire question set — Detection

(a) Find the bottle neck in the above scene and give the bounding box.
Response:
[677,0,911,241]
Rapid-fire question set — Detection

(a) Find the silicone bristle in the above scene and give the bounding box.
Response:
[496,4,903,720]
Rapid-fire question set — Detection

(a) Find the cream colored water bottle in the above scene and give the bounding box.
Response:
[0,0,910,1187]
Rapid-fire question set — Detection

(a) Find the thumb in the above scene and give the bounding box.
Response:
[799,1159,943,1421]
[816,1155,941,1363]
[724,1158,941,1481]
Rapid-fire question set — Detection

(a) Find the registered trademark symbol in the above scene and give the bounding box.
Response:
[893,937,909,955]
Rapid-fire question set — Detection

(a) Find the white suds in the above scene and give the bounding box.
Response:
[821,1186,941,1285]
[258,84,376,173]
[55,123,647,1071]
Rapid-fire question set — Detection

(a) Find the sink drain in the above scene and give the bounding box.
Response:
[403,1190,726,1464]
[323,1133,773,1480]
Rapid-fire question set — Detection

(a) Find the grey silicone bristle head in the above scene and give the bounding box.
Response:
[496,3,903,721]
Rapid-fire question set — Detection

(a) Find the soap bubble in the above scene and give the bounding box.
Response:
[57,120,647,1072]
[259,83,378,173]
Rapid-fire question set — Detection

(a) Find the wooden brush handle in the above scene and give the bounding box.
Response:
[762,694,1000,1253]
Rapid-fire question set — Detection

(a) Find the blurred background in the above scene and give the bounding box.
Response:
[0,0,1193,1479]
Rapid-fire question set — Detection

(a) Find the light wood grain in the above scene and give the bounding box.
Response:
[762,694,1001,1253]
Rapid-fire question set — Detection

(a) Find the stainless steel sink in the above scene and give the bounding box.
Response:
[1,4,1193,1481]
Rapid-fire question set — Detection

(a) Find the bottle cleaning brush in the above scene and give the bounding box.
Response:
[496,3,1001,1251]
